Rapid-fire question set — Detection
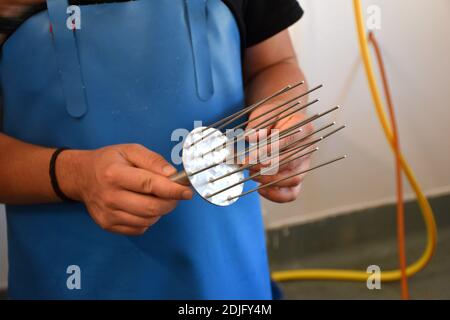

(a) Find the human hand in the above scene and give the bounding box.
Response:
[245,104,314,203]
[58,144,193,235]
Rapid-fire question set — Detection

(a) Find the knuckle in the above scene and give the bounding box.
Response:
[159,201,177,215]
[148,217,160,226]
[291,176,302,185]
[171,187,184,200]
[102,192,116,208]
[102,166,117,184]
[286,135,296,145]
[138,150,163,170]
[148,153,166,168]
[118,228,137,236]
[146,201,158,216]
[166,200,178,212]
[141,220,152,228]
[127,143,143,151]
[286,161,297,170]
[141,176,153,193]
[98,215,112,230]
[284,194,297,203]
[165,190,176,201]
[132,227,148,236]
[287,189,300,202]
[254,175,267,184]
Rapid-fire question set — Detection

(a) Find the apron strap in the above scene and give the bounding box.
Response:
[185,0,214,101]
[47,0,88,118]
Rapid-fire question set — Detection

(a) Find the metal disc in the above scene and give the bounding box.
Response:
[182,127,244,206]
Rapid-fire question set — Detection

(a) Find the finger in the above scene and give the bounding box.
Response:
[246,155,293,177]
[258,185,302,203]
[242,144,270,168]
[271,113,292,130]
[261,151,309,173]
[273,115,314,149]
[108,225,149,236]
[109,190,178,217]
[250,155,312,186]
[242,132,288,168]
[112,166,193,200]
[273,112,314,133]
[277,128,304,151]
[252,168,304,188]
[245,102,282,147]
[243,127,273,166]
[245,102,281,131]
[110,210,160,228]
[243,126,305,168]
[122,144,176,177]
[278,152,312,172]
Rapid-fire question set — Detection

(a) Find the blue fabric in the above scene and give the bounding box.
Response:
[46,0,88,118]
[0,0,271,299]
[185,0,214,101]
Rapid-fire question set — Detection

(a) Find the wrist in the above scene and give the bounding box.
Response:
[55,149,91,202]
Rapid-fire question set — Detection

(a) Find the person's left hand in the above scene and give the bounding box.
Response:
[245,103,314,203]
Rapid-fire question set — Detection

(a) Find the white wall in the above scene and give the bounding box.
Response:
[1,0,450,289]
[262,0,450,228]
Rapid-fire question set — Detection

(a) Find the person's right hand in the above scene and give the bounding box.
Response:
[58,144,193,236]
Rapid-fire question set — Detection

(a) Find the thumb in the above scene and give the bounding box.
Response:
[121,144,176,177]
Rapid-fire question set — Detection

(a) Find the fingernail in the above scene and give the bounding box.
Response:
[163,165,176,176]
[182,190,193,200]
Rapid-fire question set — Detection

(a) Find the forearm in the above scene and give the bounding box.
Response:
[0,1,42,17]
[0,133,83,204]
[0,0,43,13]
[0,132,192,235]
[246,57,308,104]
[242,31,312,202]
[245,56,308,106]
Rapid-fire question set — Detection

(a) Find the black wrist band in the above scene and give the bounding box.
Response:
[49,147,75,202]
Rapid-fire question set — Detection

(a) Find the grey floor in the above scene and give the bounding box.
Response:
[269,197,450,299]
[275,226,450,299]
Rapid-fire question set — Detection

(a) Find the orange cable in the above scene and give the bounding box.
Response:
[368,32,409,300]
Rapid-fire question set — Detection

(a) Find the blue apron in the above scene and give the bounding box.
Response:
[0,0,271,299]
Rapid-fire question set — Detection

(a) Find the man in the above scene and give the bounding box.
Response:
[0,0,310,299]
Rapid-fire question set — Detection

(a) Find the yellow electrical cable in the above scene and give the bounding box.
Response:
[271,0,437,283]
